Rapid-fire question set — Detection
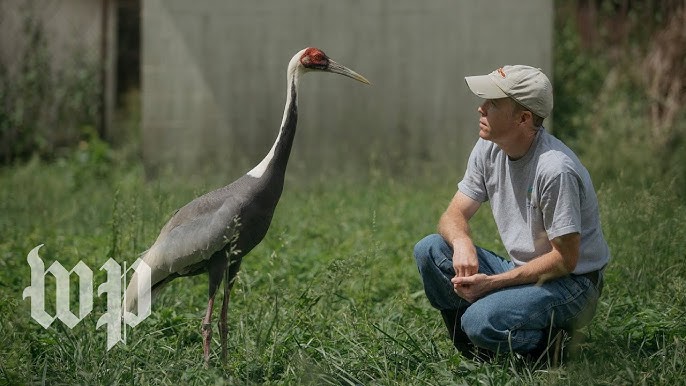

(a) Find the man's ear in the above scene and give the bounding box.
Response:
[519,110,533,125]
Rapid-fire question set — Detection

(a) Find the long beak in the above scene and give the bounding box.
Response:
[327,60,371,85]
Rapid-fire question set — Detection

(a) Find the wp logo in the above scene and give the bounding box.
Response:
[22,244,151,350]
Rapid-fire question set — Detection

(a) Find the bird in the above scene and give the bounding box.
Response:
[123,47,369,366]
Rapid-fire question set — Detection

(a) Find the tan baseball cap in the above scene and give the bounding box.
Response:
[465,65,553,119]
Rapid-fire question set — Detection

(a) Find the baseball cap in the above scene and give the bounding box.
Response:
[464,65,553,119]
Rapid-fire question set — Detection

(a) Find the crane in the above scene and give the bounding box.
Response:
[123,47,369,366]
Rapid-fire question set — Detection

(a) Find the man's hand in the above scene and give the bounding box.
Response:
[451,274,492,303]
[451,238,479,278]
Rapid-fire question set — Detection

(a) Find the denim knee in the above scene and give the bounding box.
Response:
[460,303,503,351]
[413,234,445,269]
[460,297,544,354]
[414,234,444,258]
[461,307,483,345]
[413,234,440,257]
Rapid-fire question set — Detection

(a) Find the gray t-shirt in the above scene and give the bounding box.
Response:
[458,128,610,274]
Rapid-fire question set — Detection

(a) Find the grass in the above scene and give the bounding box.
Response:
[1,133,685,385]
[4,2,686,383]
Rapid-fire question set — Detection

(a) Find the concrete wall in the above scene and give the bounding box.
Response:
[142,1,553,178]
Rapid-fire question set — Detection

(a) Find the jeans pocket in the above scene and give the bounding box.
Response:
[558,276,585,301]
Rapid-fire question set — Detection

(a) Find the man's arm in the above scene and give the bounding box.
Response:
[438,191,482,278]
[452,232,580,303]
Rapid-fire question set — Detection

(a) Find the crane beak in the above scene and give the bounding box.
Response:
[327,60,371,85]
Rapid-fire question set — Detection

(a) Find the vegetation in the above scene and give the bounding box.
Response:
[1,135,685,385]
[1,1,685,385]
[0,7,101,164]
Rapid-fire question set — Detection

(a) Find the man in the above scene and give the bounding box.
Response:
[414,65,610,359]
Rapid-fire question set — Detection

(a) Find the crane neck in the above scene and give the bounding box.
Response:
[247,55,302,180]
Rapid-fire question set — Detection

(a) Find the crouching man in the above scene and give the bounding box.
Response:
[414,65,610,359]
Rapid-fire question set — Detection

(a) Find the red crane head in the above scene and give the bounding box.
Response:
[298,47,370,84]
[299,47,330,70]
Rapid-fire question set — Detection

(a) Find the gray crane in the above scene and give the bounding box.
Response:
[123,47,369,366]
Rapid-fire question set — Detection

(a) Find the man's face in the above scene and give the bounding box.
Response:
[477,98,518,142]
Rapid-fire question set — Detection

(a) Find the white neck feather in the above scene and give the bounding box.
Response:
[247,50,305,178]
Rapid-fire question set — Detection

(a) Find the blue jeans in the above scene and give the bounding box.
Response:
[414,234,602,354]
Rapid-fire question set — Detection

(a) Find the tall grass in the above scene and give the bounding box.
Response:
[1,120,685,385]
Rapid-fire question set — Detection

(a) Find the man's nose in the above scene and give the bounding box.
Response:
[478,102,487,115]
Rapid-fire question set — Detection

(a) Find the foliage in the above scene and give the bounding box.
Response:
[554,0,686,197]
[1,145,685,384]
[0,6,101,164]
[552,4,608,143]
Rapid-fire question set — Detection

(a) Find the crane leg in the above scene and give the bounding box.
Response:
[201,294,216,368]
[203,253,229,368]
[219,256,243,365]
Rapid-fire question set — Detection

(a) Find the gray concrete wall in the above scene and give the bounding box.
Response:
[142,0,553,178]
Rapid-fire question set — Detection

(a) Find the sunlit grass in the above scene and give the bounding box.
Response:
[1,145,685,384]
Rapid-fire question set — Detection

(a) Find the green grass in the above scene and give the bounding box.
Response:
[2,4,685,383]
[1,137,685,385]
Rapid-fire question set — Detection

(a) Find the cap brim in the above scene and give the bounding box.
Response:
[465,75,508,99]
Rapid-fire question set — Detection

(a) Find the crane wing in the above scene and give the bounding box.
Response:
[142,193,244,287]
[124,192,244,313]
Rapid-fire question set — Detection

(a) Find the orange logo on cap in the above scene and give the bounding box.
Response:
[497,67,506,78]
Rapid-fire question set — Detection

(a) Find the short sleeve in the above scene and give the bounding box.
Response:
[458,140,488,203]
[540,171,582,239]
